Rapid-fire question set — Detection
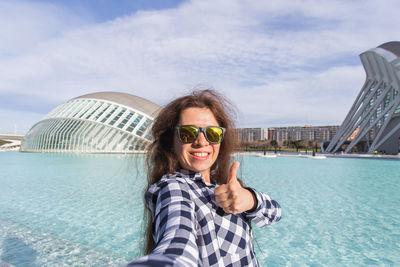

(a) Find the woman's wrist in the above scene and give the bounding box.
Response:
[244,188,257,212]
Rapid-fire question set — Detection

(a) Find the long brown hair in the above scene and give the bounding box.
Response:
[143,89,237,254]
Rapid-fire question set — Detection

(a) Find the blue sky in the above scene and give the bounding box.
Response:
[0,0,398,134]
[25,0,186,22]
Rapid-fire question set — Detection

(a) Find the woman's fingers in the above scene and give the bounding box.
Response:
[216,191,244,214]
[214,184,229,195]
[215,193,229,203]
[217,199,231,209]
[218,200,239,214]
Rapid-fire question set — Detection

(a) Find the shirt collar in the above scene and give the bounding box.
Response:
[177,169,217,185]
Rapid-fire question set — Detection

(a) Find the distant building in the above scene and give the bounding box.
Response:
[21,92,161,153]
[270,125,339,143]
[326,41,400,154]
[267,128,275,141]
[236,128,266,142]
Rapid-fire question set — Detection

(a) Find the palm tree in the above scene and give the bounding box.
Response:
[270,140,278,153]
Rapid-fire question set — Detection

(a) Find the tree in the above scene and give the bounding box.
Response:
[270,140,279,153]
[293,140,302,152]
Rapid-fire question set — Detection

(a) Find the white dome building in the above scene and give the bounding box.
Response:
[21,92,161,153]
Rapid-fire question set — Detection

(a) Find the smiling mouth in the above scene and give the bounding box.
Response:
[190,152,210,160]
[192,152,208,157]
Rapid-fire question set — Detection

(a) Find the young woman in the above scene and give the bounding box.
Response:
[127,90,281,267]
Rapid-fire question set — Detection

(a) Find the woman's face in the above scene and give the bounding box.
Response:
[173,107,221,182]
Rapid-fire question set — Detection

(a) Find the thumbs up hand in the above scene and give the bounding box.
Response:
[214,162,257,214]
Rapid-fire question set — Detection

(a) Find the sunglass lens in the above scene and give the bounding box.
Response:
[206,127,223,143]
[179,126,198,143]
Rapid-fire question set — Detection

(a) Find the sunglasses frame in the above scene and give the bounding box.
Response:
[175,125,226,144]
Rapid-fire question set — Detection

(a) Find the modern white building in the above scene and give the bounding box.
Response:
[326,42,400,154]
[21,92,161,153]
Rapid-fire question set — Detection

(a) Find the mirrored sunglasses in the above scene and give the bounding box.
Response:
[175,125,225,144]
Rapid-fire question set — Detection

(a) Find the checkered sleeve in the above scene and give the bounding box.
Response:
[125,253,175,267]
[243,188,282,228]
[126,179,200,267]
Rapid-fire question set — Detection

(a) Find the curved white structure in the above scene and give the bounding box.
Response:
[326,42,400,154]
[21,92,161,153]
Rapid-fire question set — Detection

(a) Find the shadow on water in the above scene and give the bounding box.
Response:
[1,234,37,267]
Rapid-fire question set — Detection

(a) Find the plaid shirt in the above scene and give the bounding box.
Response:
[127,170,281,267]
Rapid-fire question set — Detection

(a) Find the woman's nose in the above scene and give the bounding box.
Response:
[193,132,208,146]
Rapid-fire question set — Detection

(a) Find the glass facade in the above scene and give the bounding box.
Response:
[21,93,160,153]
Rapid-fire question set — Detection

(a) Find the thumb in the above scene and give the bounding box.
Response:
[228,161,240,184]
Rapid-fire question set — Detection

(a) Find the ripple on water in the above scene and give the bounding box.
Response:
[0,220,128,266]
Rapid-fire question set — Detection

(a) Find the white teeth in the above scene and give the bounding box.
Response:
[193,152,208,157]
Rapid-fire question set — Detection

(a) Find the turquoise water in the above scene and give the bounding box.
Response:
[0,152,399,266]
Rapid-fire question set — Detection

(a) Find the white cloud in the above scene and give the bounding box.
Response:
[227,64,365,127]
[0,0,398,132]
